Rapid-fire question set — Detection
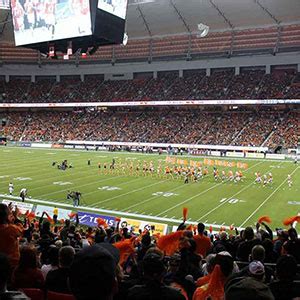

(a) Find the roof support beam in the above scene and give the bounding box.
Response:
[169,0,192,58]
[209,0,234,29]
[137,5,152,37]
[137,5,153,61]
[254,0,280,25]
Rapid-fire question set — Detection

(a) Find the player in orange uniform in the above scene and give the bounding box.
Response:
[228,170,234,181]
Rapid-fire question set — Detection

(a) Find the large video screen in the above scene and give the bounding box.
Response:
[11,0,92,46]
[98,0,128,19]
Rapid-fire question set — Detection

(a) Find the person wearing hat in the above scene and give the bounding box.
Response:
[225,261,274,300]
[127,252,185,300]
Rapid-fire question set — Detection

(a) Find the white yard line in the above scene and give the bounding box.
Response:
[121,183,185,211]
[197,161,285,222]
[155,161,264,217]
[239,166,299,227]
[38,175,125,198]
[90,179,169,207]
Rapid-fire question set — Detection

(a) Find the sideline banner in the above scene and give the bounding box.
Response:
[120,217,168,235]
[76,211,116,227]
[35,205,71,220]
[2,200,33,214]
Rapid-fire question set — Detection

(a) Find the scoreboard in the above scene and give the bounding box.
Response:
[11,0,128,55]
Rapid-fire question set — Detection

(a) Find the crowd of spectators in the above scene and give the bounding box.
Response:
[0,69,299,103]
[0,202,300,300]
[1,110,299,149]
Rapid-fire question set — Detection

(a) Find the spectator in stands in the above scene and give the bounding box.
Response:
[41,245,59,279]
[193,223,212,258]
[69,244,119,300]
[282,227,300,263]
[127,252,185,300]
[269,255,300,300]
[45,246,75,294]
[0,203,23,269]
[236,226,261,262]
[0,253,28,300]
[193,252,234,300]
[12,245,44,289]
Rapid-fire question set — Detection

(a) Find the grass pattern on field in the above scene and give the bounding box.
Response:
[0,147,299,228]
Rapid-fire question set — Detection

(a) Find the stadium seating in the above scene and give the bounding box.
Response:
[1,68,299,103]
[1,110,298,149]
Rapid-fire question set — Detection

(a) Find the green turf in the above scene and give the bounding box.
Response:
[0,147,299,229]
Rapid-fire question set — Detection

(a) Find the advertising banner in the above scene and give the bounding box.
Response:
[2,200,33,214]
[76,211,116,227]
[120,217,168,235]
[35,205,71,220]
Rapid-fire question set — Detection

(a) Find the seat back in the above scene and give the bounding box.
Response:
[21,288,44,300]
[47,291,76,300]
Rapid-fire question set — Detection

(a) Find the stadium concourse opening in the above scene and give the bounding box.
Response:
[1,0,300,299]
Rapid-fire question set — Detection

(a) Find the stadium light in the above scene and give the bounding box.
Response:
[197,23,209,38]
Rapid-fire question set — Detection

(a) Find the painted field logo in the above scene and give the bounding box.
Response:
[98,186,121,191]
[220,198,245,204]
[14,177,32,181]
[287,201,300,206]
[152,192,179,197]
[0,175,10,179]
[53,181,73,186]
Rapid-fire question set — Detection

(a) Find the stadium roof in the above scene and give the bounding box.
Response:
[1,0,300,43]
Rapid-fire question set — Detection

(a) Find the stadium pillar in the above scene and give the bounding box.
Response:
[31,75,35,83]
[235,67,240,75]
[179,70,183,78]
[56,75,61,83]
[297,64,300,72]
[266,65,271,74]
[206,68,211,77]
[80,74,85,82]
[5,75,9,83]
[153,71,157,79]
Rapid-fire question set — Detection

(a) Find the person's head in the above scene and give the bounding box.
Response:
[59,246,75,268]
[18,246,38,270]
[204,254,216,274]
[0,204,9,225]
[275,255,297,282]
[243,227,254,241]
[143,252,166,281]
[214,252,234,278]
[288,227,298,240]
[248,260,265,281]
[197,222,205,234]
[65,219,70,227]
[47,246,59,266]
[69,245,118,300]
[141,234,151,248]
[251,245,265,262]
[0,253,11,292]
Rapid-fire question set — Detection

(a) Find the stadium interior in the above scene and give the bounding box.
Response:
[0,0,300,299]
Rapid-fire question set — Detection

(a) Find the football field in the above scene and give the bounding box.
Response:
[0,147,299,230]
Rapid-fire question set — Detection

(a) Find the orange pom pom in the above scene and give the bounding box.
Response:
[68,212,77,219]
[283,216,300,226]
[96,218,108,228]
[186,224,193,231]
[183,207,188,222]
[157,231,184,256]
[27,212,36,221]
[258,216,272,224]
[113,239,135,265]
[115,217,121,223]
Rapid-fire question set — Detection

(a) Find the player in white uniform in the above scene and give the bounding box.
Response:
[288,174,292,188]
[255,172,262,184]
[268,172,273,184]
[263,174,268,187]
[8,182,14,195]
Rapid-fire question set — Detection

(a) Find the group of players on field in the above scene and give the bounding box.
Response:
[95,158,294,187]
